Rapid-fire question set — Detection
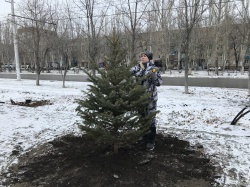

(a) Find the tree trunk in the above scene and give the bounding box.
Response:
[113,143,119,154]
[248,67,250,95]
[36,73,40,86]
[184,53,189,94]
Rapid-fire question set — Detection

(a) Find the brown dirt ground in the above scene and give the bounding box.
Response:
[1,133,218,187]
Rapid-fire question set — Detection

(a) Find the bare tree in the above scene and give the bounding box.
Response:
[51,1,81,88]
[237,0,250,94]
[115,0,151,64]
[209,0,235,75]
[17,0,56,85]
[177,0,207,93]
[146,0,175,73]
[229,26,241,71]
[0,22,14,72]
[74,0,109,76]
[234,0,250,75]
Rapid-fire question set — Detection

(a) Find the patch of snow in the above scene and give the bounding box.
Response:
[0,78,249,186]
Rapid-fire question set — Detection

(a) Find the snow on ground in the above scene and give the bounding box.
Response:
[0,74,250,186]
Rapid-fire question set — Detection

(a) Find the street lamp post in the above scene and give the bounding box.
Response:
[10,0,21,80]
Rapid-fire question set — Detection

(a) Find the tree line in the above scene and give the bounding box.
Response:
[0,0,250,93]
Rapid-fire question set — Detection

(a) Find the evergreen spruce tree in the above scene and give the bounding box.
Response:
[76,33,158,153]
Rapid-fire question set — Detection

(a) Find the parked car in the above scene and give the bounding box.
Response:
[21,65,29,70]
[43,65,54,70]
[2,64,15,70]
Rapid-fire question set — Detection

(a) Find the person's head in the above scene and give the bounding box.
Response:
[141,51,153,63]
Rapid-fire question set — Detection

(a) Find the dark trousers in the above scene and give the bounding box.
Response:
[145,100,157,143]
[147,126,156,143]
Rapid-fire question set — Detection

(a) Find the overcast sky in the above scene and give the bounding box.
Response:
[0,0,21,21]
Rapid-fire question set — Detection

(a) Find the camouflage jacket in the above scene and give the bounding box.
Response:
[130,61,162,101]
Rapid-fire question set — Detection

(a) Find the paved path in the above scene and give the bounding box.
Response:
[0,72,249,89]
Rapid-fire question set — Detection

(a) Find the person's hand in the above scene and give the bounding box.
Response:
[149,67,158,80]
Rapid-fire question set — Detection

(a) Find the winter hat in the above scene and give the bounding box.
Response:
[141,51,153,60]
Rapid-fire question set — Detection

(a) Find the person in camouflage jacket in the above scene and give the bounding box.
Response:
[130,51,162,150]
